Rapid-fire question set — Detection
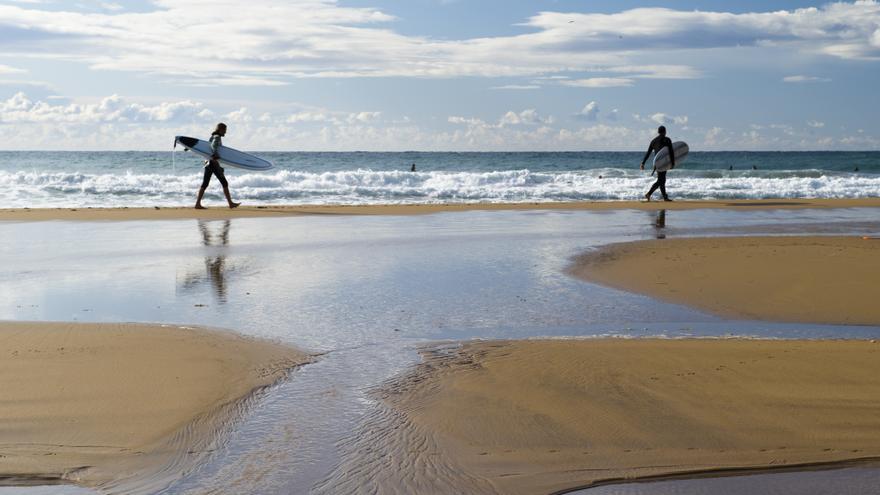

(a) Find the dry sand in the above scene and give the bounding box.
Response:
[2,198,880,221]
[375,339,880,495]
[0,321,311,492]
[569,236,880,326]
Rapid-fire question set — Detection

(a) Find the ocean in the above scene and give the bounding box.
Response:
[1,150,878,208]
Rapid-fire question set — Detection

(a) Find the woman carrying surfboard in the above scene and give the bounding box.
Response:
[195,123,240,210]
[640,125,675,202]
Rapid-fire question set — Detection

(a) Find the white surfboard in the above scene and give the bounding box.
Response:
[653,141,689,172]
[174,136,274,171]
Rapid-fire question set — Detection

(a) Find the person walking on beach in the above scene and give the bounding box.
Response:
[640,125,675,202]
[195,122,240,210]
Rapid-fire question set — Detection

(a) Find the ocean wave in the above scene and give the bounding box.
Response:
[1,168,879,208]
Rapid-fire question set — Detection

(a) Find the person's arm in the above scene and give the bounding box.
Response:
[640,142,654,170]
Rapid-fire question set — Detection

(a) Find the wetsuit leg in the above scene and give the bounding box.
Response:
[200,166,213,189]
[647,171,667,198]
[214,165,229,188]
[657,171,668,199]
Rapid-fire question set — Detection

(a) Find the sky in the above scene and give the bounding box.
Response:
[0,0,878,151]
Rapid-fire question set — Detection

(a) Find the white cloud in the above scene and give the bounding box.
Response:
[347,111,381,124]
[450,109,553,129]
[604,65,702,79]
[704,126,725,146]
[224,107,252,123]
[554,124,637,148]
[841,134,880,147]
[490,85,540,90]
[498,109,553,126]
[527,3,880,60]
[0,92,211,123]
[0,1,877,86]
[0,64,26,75]
[448,116,486,126]
[561,78,634,88]
[783,75,832,83]
[641,113,688,126]
[807,120,825,128]
[770,123,795,136]
[0,79,55,91]
[287,111,333,123]
[578,101,600,120]
[0,91,875,151]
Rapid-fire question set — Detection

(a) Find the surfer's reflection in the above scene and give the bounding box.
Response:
[180,220,232,304]
[654,209,667,239]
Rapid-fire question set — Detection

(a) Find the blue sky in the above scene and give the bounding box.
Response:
[0,0,878,150]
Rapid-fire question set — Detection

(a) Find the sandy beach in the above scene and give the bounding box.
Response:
[375,338,880,495]
[2,197,880,221]
[0,321,310,491]
[2,203,880,493]
[569,236,880,325]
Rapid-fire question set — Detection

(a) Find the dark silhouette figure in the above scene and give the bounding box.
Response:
[640,125,675,201]
[654,209,667,239]
[195,122,240,209]
[180,220,232,304]
[411,163,416,172]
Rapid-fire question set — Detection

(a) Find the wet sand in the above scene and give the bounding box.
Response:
[5,204,880,493]
[0,321,310,492]
[2,197,880,221]
[376,339,880,495]
[569,236,880,326]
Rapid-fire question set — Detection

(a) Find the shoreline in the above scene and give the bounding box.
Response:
[0,321,312,492]
[2,198,880,221]
[369,339,880,495]
[557,456,880,494]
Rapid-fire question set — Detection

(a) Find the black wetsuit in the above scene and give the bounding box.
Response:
[200,133,229,189]
[641,135,675,200]
[201,161,228,189]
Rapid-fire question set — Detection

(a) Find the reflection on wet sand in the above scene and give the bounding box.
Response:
[654,209,666,239]
[179,220,232,304]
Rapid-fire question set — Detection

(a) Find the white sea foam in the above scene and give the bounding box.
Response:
[1,168,879,208]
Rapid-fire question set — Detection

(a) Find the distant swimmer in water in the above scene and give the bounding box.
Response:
[195,122,240,210]
[640,125,675,201]
[411,163,416,172]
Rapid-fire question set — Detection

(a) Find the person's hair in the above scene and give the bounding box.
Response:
[212,122,227,135]
[658,125,666,135]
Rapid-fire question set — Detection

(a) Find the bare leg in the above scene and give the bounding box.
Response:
[195,187,207,209]
[223,185,240,209]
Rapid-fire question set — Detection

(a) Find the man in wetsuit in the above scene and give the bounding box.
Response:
[640,125,675,202]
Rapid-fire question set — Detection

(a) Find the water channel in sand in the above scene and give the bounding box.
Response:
[2,207,880,493]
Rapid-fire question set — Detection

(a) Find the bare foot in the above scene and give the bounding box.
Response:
[644,193,651,202]
[229,202,241,209]
[195,204,206,210]
[663,197,673,202]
